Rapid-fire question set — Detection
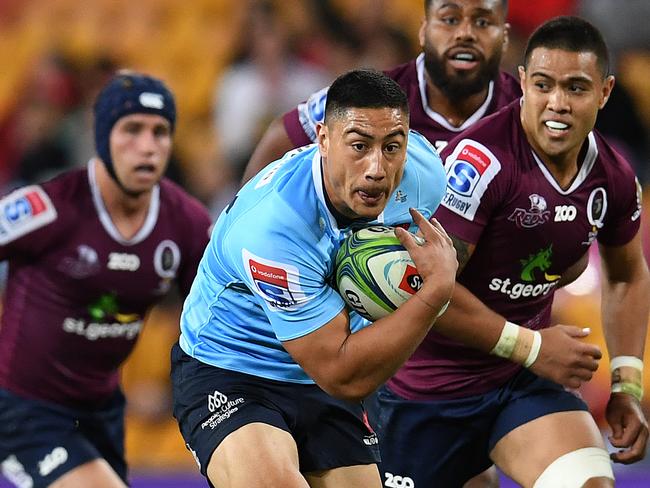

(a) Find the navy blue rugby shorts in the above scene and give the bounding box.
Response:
[0,387,127,488]
[170,342,380,479]
[366,368,588,488]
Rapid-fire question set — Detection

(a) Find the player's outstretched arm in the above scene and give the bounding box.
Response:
[430,233,603,389]
[283,209,457,402]
[599,231,650,464]
[241,117,295,184]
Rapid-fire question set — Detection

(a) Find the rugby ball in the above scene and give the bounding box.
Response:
[334,226,423,321]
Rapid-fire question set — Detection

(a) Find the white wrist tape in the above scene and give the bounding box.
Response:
[490,321,519,358]
[524,330,542,368]
[491,321,542,368]
[610,355,644,402]
[610,355,643,372]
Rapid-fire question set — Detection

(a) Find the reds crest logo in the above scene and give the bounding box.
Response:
[508,194,551,229]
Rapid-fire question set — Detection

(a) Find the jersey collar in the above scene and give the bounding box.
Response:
[312,151,341,238]
[531,132,599,195]
[87,159,160,245]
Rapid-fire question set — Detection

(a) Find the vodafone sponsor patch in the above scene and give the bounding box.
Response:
[242,249,308,311]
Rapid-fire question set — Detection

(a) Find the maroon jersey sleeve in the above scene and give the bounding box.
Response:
[0,179,77,261]
[436,138,508,244]
[434,106,518,244]
[282,81,332,147]
[282,109,312,148]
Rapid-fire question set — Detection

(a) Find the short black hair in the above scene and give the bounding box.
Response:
[424,0,508,15]
[324,69,409,123]
[523,16,610,78]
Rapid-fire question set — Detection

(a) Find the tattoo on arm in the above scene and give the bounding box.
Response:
[450,235,472,274]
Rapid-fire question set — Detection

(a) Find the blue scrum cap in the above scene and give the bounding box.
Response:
[93,70,176,183]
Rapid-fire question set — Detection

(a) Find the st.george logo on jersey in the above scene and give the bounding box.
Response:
[442,139,501,220]
[242,249,307,311]
[0,185,57,244]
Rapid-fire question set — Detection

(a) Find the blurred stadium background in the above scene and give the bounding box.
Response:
[1,0,649,486]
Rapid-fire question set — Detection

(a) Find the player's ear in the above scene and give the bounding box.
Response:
[599,75,615,110]
[502,22,511,53]
[518,65,526,91]
[418,19,427,48]
[316,122,329,156]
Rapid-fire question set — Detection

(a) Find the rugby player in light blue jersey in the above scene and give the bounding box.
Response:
[171,69,457,488]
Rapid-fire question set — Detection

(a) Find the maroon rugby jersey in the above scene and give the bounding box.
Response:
[0,162,211,408]
[389,99,643,400]
[283,54,522,152]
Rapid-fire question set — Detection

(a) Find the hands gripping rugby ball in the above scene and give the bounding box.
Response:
[335,226,423,321]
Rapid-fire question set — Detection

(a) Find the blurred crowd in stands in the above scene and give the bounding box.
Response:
[0,0,649,474]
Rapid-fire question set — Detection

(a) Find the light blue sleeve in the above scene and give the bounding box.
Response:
[409,130,446,219]
[226,199,345,342]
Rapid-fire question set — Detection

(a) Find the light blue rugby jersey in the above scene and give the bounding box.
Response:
[179,130,446,383]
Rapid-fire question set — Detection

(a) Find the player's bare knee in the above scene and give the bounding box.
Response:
[532,448,613,488]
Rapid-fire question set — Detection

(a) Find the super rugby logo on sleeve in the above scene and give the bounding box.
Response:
[297,86,329,142]
[0,185,57,244]
[442,139,501,220]
[242,249,308,311]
